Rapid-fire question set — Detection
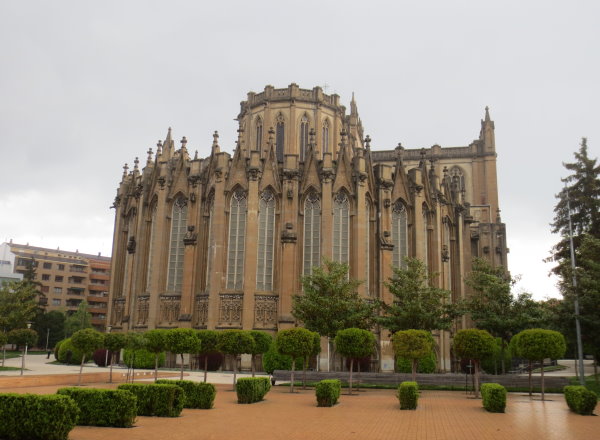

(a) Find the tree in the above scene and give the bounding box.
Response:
[466,258,546,373]
[276,328,315,393]
[7,328,38,375]
[0,281,39,331]
[217,330,254,389]
[71,328,104,386]
[292,259,376,368]
[165,328,200,381]
[0,331,7,367]
[335,328,376,394]
[20,257,45,306]
[64,300,92,337]
[196,330,220,383]
[248,330,272,377]
[377,258,463,334]
[125,331,147,383]
[302,332,321,390]
[104,332,127,383]
[392,330,433,382]
[516,329,566,400]
[144,329,168,381]
[32,310,65,350]
[452,329,495,398]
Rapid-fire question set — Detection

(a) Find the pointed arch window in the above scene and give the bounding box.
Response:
[227,190,247,290]
[443,219,452,291]
[145,204,157,292]
[299,114,309,161]
[256,190,276,291]
[255,117,263,151]
[303,193,321,276]
[167,197,187,293]
[322,120,330,154]
[422,207,429,273]
[365,200,371,294]
[333,192,349,264]
[276,114,285,162]
[392,200,408,269]
[205,196,214,291]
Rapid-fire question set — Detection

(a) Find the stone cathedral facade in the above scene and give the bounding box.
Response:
[107,83,507,372]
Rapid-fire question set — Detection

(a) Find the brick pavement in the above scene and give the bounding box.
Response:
[2,382,597,440]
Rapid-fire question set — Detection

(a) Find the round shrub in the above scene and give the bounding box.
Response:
[54,339,66,361]
[262,342,303,375]
[57,338,92,365]
[396,350,437,373]
[123,348,165,369]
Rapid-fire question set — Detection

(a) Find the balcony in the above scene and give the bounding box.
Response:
[67,287,85,296]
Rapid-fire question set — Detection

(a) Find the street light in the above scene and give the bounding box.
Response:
[104,325,112,368]
[21,322,32,376]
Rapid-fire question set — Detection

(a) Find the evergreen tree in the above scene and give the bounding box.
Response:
[64,300,92,337]
[0,281,39,331]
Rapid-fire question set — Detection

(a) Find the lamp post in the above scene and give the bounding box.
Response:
[104,325,112,368]
[21,322,32,376]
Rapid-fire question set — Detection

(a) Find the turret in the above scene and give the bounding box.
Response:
[479,106,495,152]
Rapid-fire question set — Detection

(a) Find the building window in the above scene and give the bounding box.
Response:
[423,207,429,272]
[146,205,157,291]
[55,275,63,282]
[299,114,309,161]
[227,190,247,290]
[276,114,285,162]
[52,299,61,306]
[332,192,349,264]
[255,118,263,151]
[392,200,408,269]
[303,193,321,276]
[322,120,330,153]
[166,196,187,293]
[256,190,275,291]
[58,264,65,271]
[365,201,370,295]
[42,274,50,281]
[205,197,215,291]
[43,262,52,269]
[444,219,452,291]
[41,286,49,293]
[54,287,62,294]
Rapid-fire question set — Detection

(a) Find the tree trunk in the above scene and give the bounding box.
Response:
[109,352,113,383]
[180,354,184,381]
[204,356,208,383]
[78,355,85,386]
[290,359,295,393]
[541,359,545,401]
[574,356,579,381]
[348,358,354,395]
[232,355,237,391]
[528,360,532,397]
[251,354,256,377]
[154,353,159,382]
[501,343,506,375]
[20,347,25,376]
[302,357,307,390]
[131,353,136,383]
[411,358,417,383]
[357,361,361,392]
[474,360,480,399]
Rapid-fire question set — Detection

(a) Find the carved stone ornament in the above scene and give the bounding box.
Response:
[194,295,209,328]
[157,176,166,190]
[247,166,261,181]
[254,295,278,329]
[136,295,150,325]
[441,245,450,262]
[127,236,136,254]
[111,298,125,325]
[183,225,198,246]
[379,232,394,251]
[159,295,181,324]
[218,294,243,326]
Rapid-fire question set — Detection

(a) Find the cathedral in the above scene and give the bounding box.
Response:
[107,83,507,372]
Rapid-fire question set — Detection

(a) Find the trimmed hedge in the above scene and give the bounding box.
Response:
[123,348,166,369]
[236,377,271,404]
[398,381,419,410]
[481,383,507,413]
[0,393,79,440]
[315,379,341,407]
[564,385,598,415]
[56,387,137,427]
[156,380,216,409]
[57,337,92,365]
[118,383,184,417]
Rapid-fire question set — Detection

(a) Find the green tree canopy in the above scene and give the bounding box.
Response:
[248,330,272,377]
[0,281,39,331]
[166,328,200,380]
[71,328,104,385]
[196,329,220,382]
[8,328,38,347]
[377,258,463,333]
[32,310,65,349]
[335,328,376,394]
[392,330,433,382]
[104,332,127,383]
[276,328,315,393]
[64,300,92,337]
[217,330,254,388]
[144,329,168,381]
[452,328,495,398]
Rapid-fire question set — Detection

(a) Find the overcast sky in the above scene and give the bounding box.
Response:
[1,1,599,300]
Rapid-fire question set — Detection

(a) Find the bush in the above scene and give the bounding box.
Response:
[262,342,303,375]
[396,351,437,374]
[54,339,65,360]
[56,387,137,427]
[57,338,92,365]
[0,393,79,440]
[481,383,507,413]
[564,385,598,415]
[156,380,216,409]
[117,383,184,417]
[398,381,419,410]
[236,377,271,404]
[315,379,341,407]
[123,348,165,369]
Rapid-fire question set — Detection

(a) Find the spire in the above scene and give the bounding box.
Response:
[156,140,162,158]
[146,147,153,166]
[212,130,220,154]
[364,135,371,150]
[133,157,139,173]
[194,150,198,160]
[479,106,495,151]
[350,92,357,116]
[485,106,490,122]
[122,163,129,180]
[180,136,188,151]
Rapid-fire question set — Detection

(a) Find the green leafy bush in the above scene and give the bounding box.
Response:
[397,381,419,410]
[123,348,165,369]
[117,383,184,417]
[396,351,437,374]
[54,339,65,360]
[480,383,507,413]
[57,338,92,365]
[262,342,303,375]
[564,385,598,415]
[315,379,341,407]
[156,380,216,409]
[56,387,137,427]
[0,393,79,440]
[236,377,271,404]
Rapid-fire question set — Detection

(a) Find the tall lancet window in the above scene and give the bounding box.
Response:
[332,192,349,264]
[276,114,285,162]
[256,190,275,291]
[422,207,429,273]
[145,204,157,292]
[299,114,309,161]
[303,193,321,276]
[255,118,263,151]
[392,200,408,269]
[443,219,452,291]
[167,197,187,293]
[227,190,247,290]
[205,196,214,291]
[365,201,371,294]
[322,120,330,153]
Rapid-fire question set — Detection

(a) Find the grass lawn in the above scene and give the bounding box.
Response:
[0,366,23,371]
[531,365,568,373]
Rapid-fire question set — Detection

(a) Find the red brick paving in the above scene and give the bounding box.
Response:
[2,383,598,440]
